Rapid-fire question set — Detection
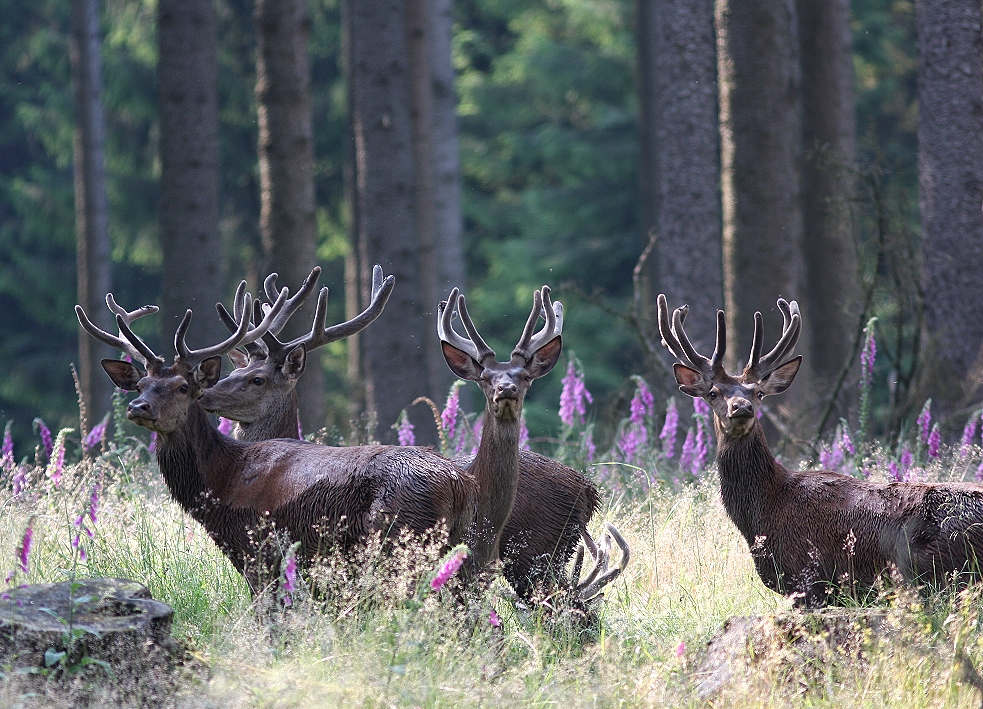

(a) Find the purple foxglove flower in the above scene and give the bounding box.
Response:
[283,553,297,593]
[637,377,654,417]
[79,546,87,562]
[820,445,844,471]
[839,429,855,457]
[218,417,234,436]
[900,447,914,473]
[470,417,483,456]
[1,421,14,472]
[83,415,108,453]
[148,432,157,453]
[679,428,695,473]
[559,360,592,427]
[583,429,596,463]
[518,412,530,451]
[675,641,686,659]
[618,425,642,464]
[961,414,979,456]
[629,390,646,428]
[660,400,679,458]
[693,397,710,417]
[396,412,415,446]
[89,482,101,525]
[431,547,468,591]
[916,400,932,445]
[860,327,876,386]
[489,610,502,627]
[18,524,33,575]
[11,467,27,496]
[33,418,53,458]
[692,422,708,475]
[45,428,70,488]
[442,384,461,441]
[888,460,901,481]
[927,424,942,460]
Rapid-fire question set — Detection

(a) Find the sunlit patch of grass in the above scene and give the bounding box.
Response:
[4,452,983,707]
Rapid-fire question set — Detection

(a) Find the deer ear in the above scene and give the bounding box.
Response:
[441,341,483,381]
[228,349,249,369]
[195,356,224,390]
[283,345,307,381]
[673,363,710,398]
[102,359,142,390]
[526,336,562,379]
[760,356,801,396]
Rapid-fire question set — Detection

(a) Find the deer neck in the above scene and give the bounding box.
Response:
[233,389,300,442]
[714,418,788,547]
[467,407,521,567]
[155,403,242,512]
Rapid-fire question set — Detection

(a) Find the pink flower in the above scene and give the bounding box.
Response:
[470,418,483,456]
[11,467,27,496]
[900,447,914,473]
[675,641,686,658]
[583,429,596,463]
[283,552,297,593]
[218,417,234,436]
[396,412,415,446]
[442,384,462,442]
[927,424,942,460]
[489,610,502,627]
[839,428,855,457]
[679,428,696,473]
[692,421,708,475]
[618,424,643,465]
[960,414,978,457]
[45,428,70,488]
[148,431,157,453]
[659,400,679,458]
[431,547,468,591]
[916,400,932,445]
[33,418,53,458]
[559,359,593,427]
[88,481,101,525]
[83,415,108,453]
[888,460,902,482]
[1,420,14,472]
[693,397,710,417]
[18,523,33,575]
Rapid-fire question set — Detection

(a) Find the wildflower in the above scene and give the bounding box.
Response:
[518,412,530,451]
[1,421,14,472]
[860,325,876,387]
[916,400,932,445]
[470,418,483,456]
[629,389,647,428]
[218,417,234,436]
[33,418,53,458]
[692,422,708,475]
[489,610,502,628]
[900,447,914,474]
[283,554,297,593]
[441,382,462,442]
[44,428,71,489]
[693,397,710,417]
[17,522,33,575]
[927,424,942,460]
[395,411,415,446]
[431,546,468,591]
[660,399,679,458]
[583,429,596,463]
[888,460,902,482]
[11,467,27,496]
[88,480,101,525]
[675,641,686,659]
[679,428,696,473]
[148,432,157,454]
[559,359,592,427]
[820,445,844,471]
[839,428,855,457]
[961,413,979,457]
[977,460,983,483]
[83,414,108,453]
[618,424,643,465]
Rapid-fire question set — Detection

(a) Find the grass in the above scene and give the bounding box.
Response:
[3,444,983,708]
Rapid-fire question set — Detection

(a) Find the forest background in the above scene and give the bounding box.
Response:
[0,0,980,458]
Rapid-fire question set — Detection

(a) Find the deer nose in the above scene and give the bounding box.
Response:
[127,399,153,418]
[496,381,518,398]
[729,398,753,418]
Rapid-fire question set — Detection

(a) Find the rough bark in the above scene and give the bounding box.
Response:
[346,0,432,444]
[158,0,225,347]
[255,0,324,435]
[916,0,983,410]
[636,0,723,354]
[798,0,860,402]
[716,0,808,386]
[406,0,466,402]
[70,0,113,429]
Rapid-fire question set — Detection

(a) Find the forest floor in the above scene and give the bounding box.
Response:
[2,448,983,708]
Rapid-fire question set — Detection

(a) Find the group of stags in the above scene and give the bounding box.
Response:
[76,267,628,602]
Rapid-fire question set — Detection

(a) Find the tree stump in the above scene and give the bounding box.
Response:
[0,578,199,707]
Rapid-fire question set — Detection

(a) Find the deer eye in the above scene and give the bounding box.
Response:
[179,384,189,394]
[252,377,265,386]
[709,390,718,400]
[757,391,765,400]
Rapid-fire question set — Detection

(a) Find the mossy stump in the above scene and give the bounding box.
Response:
[0,578,199,707]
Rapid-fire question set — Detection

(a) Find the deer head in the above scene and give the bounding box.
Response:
[76,288,287,434]
[199,265,394,426]
[438,286,563,420]
[657,293,802,439]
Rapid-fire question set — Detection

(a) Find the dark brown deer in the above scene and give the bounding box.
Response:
[658,293,983,606]
[199,264,394,440]
[439,286,629,598]
[76,293,478,591]
[203,273,628,600]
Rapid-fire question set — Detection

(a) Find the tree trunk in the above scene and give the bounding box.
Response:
[916,0,983,411]
[158,0,225,347]
[255,0,324,436]
[798,0,860,417]
[636,0,722,354]
[406,0,466,404]
[716,0,808,386]
[346,0,432,444]
[70,0,113,430]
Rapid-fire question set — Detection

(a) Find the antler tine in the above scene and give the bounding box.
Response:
[456,293,497,364]
[437,288,479,359]
[578,523,631,601]
[264,266,323,337]
[106,294,159,327]
[76,303,152,367]
[113,313,165,370]
[671,303,714,377]
[657,293,687,362]
[298,265,396,351]
[758,299,801,372]
[709,309,727,371]
[513,287,546,357]
[520,286,563,357]
[745,311,765,376]
[215,283,268,358]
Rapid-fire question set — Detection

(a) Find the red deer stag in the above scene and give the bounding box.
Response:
[439,286,629,598]
[76,293,478,591]
[199,264,394,440]
[204,273,628,600]
[658,293,983,606]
